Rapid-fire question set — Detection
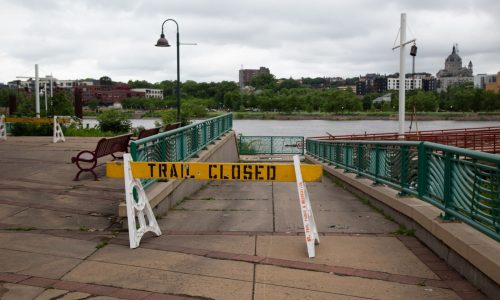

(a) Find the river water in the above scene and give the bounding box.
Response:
[82,118,499,137]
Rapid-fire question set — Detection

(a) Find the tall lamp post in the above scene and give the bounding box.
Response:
[156,19,181,123]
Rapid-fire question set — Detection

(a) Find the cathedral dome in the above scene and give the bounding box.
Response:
[437,45,472,78]
[445,46,462,68]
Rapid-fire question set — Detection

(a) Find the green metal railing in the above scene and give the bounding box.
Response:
[130,113,233,187]
[238,136,304,155]
[306,139,500,241]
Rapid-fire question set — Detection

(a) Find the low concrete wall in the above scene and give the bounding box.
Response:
[306,155,500,299]
[119,130,239,217]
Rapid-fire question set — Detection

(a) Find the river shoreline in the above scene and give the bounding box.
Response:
[82,112,500,122]
[230,113,500,122]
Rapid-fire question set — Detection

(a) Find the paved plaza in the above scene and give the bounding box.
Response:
[0,137,484,299]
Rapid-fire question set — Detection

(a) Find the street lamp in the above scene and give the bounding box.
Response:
[156,19,181,123]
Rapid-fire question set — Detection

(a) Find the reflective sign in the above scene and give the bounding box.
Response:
[107,161,322,182]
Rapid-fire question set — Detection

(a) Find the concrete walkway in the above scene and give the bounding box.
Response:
[0,137,485,299]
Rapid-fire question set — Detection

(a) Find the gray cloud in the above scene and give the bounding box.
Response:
[1,0,499,84]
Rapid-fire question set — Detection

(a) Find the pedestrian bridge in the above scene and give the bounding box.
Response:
[118,113,499,298]
[0,113,498,299]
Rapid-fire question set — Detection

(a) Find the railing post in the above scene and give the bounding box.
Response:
[238,134,242,154]
[417,142,427,198]
[160,138,167,161]
[373,145,380,185]
[328,142,333,164]
[335,144,341,168]
[203,121,208,148]
[399,145,409,196]
[130,142,138,161]
[179,133,185,161]
[270,136,274,155]
[356,144,363,177]
[441,151,455,220]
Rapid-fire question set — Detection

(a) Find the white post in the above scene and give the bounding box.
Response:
[35,64,40,118]
[44,83,48,115]
[398,13,406,139]
[0,115,6,141]
[293,155,319,258]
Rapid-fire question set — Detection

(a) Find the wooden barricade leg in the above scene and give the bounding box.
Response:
[0,115,6,141]
[53,116,65,143]
[123,154,162,248]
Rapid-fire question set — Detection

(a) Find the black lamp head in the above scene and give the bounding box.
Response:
[155,33,170,47]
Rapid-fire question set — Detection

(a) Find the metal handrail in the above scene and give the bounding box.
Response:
[306,138,500,241]
[130,113,233,187]
[238,135,304,155]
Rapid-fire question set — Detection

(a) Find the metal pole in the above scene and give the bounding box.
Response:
[50,76,53,97]
[44,83,48,115]
[398,13,406,139]
[176,30,181,123]
[35,64,40,118]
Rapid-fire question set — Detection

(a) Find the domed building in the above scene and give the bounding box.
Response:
[436,45,474,90]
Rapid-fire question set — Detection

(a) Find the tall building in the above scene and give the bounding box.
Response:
[239,67,270,87]
[436,45,473,91]
[485,71,500,93]
[387,77,422,90]
[79,84,145,105]
[355,74,387,95]
[474,74,497,89]
[130,88,164,99]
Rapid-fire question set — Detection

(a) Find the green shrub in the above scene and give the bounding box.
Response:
[11,123,52,136]
[62,124,116,137]
[96,109,132,133]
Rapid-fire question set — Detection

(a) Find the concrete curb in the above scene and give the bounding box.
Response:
[306,154,500,299]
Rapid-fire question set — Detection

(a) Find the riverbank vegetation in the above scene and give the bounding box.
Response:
[2,74,500,125]
[125,75,500,117]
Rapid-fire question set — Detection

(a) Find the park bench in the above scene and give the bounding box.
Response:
[71,133,133,181]
[163,122,181,132]
[134,127,161,140]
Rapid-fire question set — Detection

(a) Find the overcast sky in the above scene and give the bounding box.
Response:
[1,0,499,84]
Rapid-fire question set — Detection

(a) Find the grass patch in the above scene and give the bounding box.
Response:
[5,227,36,231]
[95,241,108,249]
[393,225,415,236]
[79,225,89,232]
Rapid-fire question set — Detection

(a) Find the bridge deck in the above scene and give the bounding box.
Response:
[0,137,483,299]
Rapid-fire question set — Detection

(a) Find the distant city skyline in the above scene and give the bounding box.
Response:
[1,0,499,84]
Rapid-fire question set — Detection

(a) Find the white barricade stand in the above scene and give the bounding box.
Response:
[123,154,162,248]
[0,115,6,141]
[293,155,320,258]
[53,116,65,143]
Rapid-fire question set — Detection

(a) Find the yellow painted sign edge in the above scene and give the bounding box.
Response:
[5,117,71,124]
[107,161,322,182]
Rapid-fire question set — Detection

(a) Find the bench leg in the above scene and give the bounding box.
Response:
[73,169,99,181]
[73,170,83,181]
[91,169,99,181]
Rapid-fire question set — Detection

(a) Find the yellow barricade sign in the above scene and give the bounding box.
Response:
[107,161,322,182]
[5,117,71,124]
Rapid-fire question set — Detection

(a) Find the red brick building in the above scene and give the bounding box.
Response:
[79,84,145,105]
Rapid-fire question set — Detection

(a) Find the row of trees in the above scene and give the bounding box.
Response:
[0,89,74,117]
[129,74,500,113]
[2,75,499,117]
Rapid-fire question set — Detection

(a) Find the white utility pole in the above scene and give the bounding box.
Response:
[17,68,55,117]
[44,83,48,114]
[398,14,406,138]
[392,13,416,139]
[35,64,40,118]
